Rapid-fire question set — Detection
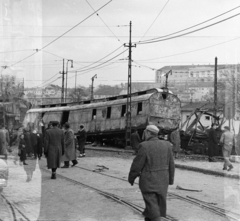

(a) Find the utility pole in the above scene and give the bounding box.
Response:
[65,59,73,102]
[214,57,217,120]
[60,59,65,103]
[90,74,97,100]
[124,21,136,148]
[1,66,7,126]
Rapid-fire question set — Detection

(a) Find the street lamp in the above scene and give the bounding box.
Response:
[91,74,97,100]
[65,59,73,102]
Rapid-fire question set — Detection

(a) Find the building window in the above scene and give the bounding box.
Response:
[107,107,111,119]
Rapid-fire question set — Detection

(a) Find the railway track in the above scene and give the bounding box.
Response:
[73,164,240,221]
[0,193,31,221]
[41,167,177,221]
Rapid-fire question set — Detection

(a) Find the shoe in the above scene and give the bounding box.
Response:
[228,165,233,171]
[223,167,227,170]
[78,154,83,158]
[51,173,56,179]
[61,165,69,168]
[23,162,28,165]
[83,153,85,157]
[71,162,78,167]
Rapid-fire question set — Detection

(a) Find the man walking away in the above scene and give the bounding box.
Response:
[44,121,65,179]
[76,124,87,157]
[30,129,38,159]
[61,123,78,168]
[131,129,141,155]
[220,126,235,171]
[36,132,43,160]
[128,125,175,221]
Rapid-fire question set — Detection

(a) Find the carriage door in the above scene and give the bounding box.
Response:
[61,111,70,126]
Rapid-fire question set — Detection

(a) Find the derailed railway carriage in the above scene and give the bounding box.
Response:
[23,88,181,147]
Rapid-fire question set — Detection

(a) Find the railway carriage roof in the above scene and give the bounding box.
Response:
[27,89,179,114]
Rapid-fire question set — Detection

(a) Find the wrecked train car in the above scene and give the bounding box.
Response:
[22,88,181,147]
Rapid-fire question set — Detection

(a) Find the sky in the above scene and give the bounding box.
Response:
[2,0,240,89]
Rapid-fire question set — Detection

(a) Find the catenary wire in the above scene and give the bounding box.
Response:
[135,36,240,61]
[138,5,240,43]
[136,12,240,44]
[86,0,122,45]
[139,0,170,42]
[5,1,113,68]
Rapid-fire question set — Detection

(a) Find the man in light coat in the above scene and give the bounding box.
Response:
[220,126,235,171]
[44,121,65,179]
[0,124,9,159]
[128,125,175,221]
[61,122,78,168]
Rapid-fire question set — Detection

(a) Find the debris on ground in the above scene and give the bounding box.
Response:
[176,185,202,192]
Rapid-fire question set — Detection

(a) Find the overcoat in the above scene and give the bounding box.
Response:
[128,136,175,218]
[76,129,87,150]
[44,127,64,169]
[170,129,181,152]
[131,132,141,151]
[208,128,219,157]
[220,130,235,156]
[18,137,27,162]
[0,129,8,155]
[37,133,43,157]
[23,131,32,155]
[62,129,76,161]
[30,132,38,154]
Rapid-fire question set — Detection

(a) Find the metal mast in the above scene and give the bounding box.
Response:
[124,21,136,148]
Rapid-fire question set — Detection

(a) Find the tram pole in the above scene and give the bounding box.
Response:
[124,21,136,149]
[60,59,65,103]
[91,74,97,101]
[214,57,217,122]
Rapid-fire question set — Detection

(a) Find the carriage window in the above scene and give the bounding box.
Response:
[107,107,111,119]
[92,109,96,120]
[121,105,126,117]
[137,102,142,115]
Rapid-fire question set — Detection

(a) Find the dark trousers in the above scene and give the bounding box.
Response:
[52,168,57,173]
[142,192,167,219]
[64,160,78,166]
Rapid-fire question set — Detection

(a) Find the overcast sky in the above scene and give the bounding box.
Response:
[2,0,240,88]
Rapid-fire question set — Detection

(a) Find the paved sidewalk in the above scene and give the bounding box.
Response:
[86,145,240,180]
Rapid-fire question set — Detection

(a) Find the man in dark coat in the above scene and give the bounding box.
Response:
[36,132,43,160]
[44,121,65,179]
[76,124,87,157]
[131,129,141,155]
[30,130,38,159]
[23,129,32,157]
[128,125,175,221]
[208,123,219,162]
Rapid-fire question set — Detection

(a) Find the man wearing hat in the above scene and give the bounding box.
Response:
[128,125,175,221]
[220,126,235,171]
[44,121,65,179]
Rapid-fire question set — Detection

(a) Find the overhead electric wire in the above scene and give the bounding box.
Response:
[135,36,240,62]
[139,0,170,42]
[35,73,59,88]
[36,76,61,89]
[132,60,157,71]
[69,46,126,72]
[137,11,240,45]
[5,0,112,68]
[42,50,66,59]
[0,49,33,54]
[86,0,122,45]
[138,4,240,43]
[70,49,127,74]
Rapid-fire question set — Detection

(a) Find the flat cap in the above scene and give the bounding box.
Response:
[224,126,230,130]
[146,125,159,134]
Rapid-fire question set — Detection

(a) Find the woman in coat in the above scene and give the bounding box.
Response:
[61,123,78,168]
[18,134,27,165]
[76,124,87,157]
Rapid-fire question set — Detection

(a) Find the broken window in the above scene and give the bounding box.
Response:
[92,109,96,120]
[137,102,143,115]
[121,105,126,117]
[107,107,111,119]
